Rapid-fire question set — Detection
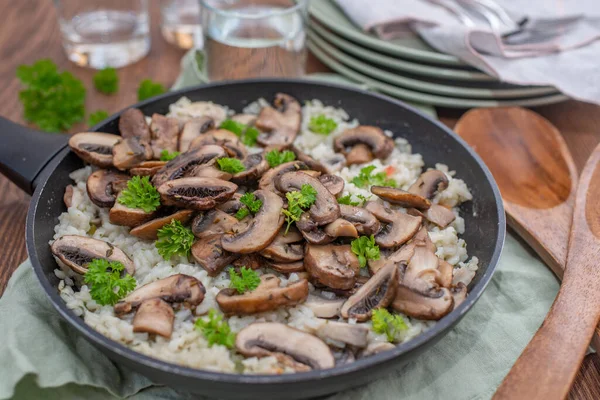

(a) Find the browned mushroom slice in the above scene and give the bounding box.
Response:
[86,169,129,208]
[222,190,284,253]
[231,153,270,185]
[64,185,74,208]
[119,108,150,141]
[149,113,180,159]
[236,322,335,370]
[368,241,416,276]
[392,285,453,320]
[365,202,422,248]
[451,282,467,308]
[232,254,264,270]
[340,263,398,322]
[437,258,454,288]
[191,234,239,276]
[132,298,174,338]
[319,174,345,197]
[403,239,441,293]
[323,219,358,238]
[277,171,340,225]
[68,132,121,168]
[194,165,233,181]
[217,274,309,315]
[422,204,456,228]
[112,136,153,170]
[158,177,237,210]
[189,129,247,159]
[231,113,257,126]
[265,260,305,274]
[130,210,194,240]
[114,274,205,315]
[255,93,301,147]
[334,126,394,165]
[304,295,345,318]
[290,145,329,173]
[339,204,381,236]
[408,170,449,199]
[178,116,215,152]
[258,160,309,195]
[259,227,304,262]
[413,226,437,253]
[359,342,396,358]
[316,320,369,348]
[215,193,243,215]
[109,193,157,227]
[191,209,239,238]
[50,235,135,275]
[152,144,227,187]
[371,186,431,210]
[129,161,167,177]
[305,244,359,290]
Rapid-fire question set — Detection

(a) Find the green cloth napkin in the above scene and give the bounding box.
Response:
[0,50,561,400]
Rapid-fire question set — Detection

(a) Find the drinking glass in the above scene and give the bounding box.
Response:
[200,0,308,81]
[53,0,150,69]
[161,0,202,49]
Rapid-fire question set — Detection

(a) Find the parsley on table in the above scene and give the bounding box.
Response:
[160,149,180,161]
[16,59,86,132]
[137,79,166,101]
[83,259,136,306]
[351,165,397,189]
[118,176,161,212]
[217,157,246,174]
[88,110,109,127]
[351,235,380,268]
[220,119,260,147]
[93,67,119,94]
[229,266,261,294]
[308,114,338,135]
[155,220,195,260]
[281,184,317,234]
[195,309,236,348]
[372,308,408,342]
[265,149,296,168]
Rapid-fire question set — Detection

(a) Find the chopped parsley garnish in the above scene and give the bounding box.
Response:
[195,309,236,348]
[337,194,372,206]
[281,184,317,234]
[160,149,180,161]
[88,110,109,127]
[137,79,166,101]
[220,119,260,147]
[83,259,136,306]
[217,157,246,174]
[372,308,408,342]
[229,266,261,294]
[234,207,250,220]
[241,127,260,146]
[220,119,245,135]
[16,59,86,132]
[308,114,338,135]
[235,192,263,220]
[265,149,296,168]
[155,220,195,260]
[118,176,161,212]
[351,165,397,189]
[93,67,119,94]
[351,235,380,268]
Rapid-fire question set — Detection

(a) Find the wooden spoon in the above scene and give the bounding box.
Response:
[492,141,600,399]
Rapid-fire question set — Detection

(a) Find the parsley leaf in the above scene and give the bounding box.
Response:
[308,114,338,135]
[88,110,109,127]
[156,220,195,260]
[137,79,166,101]
[160,149,180,161]
[235,192,263,220]
[229,266,261,294]
[220,119,260,147]
[337,194,359,206]
[195,309,236,348]
[281,184,317,234]
[16,59,86,132]
[93,67,119,94]
[351,165,397,189]
[357,194,372,206]
[235,207,250,220]
[84,259,136,306]
[265,149,296,168]
[220,119,245,135]
[372,308,408,342]
[351,235,380,268]
[242,126,260,146]
[118,176,160,212]
[217,157,246,174]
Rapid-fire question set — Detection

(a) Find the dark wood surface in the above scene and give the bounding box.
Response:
[1,1,600,398]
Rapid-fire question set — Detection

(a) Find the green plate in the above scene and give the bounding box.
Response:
[309,0,466,67]
[308,41,569,108]
[309,31,559,99]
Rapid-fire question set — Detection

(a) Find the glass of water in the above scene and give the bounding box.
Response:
[161,0,202,49]
[53,0,150,69]
[200,0,308,81]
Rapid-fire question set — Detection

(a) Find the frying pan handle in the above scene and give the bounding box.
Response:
[0,117,69,195]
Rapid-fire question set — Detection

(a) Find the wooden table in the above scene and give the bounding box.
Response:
[1,1,599,398]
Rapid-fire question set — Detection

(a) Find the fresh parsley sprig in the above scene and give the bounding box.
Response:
[155,220,195,260]
[308,114,338,135]
[83,259,136,306]
[265,149,296,168]
[138,79,166,101]
[372,308,408,342]
[195,309,236,348]
[220,119,260,147]
[88,110,109,127]
[118,176,161,212]
[281,184,317,234]
[337,194,371,207]
[351,235,380,268]
[217,157,246,174]
[93,67,119,94]
[229,266,261,294]
[235,192,263,220]
[160,149,180,161]
[351,165,397,189]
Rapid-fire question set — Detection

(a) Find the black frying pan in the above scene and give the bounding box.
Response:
[0,79,505,400]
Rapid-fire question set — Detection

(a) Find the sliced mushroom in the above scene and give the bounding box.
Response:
[451,282,467,308]
[129,161,167,177]
[64,185,74,208]
[403,240,440,293]
[231,113,257,126]
[119,108,150,142]
[191,209,240,238]
[87,169,130,208]
[340,263,398,321]
[305,244,359,290]
[178,117,215,152]
[277,171,340,225]
[265,260,305,274]
[132,298,174,338]
[335,349,356,365]
[365,202,422,248]
[158,177,237,210]
[130,210,194,240]
[232,254,264,270]
[413,226,437,253]
[334,126,394,165]
[304,294,345,318]
[236,322,335,370]
[217,274,309,315]
[174,101,228,125]
[194,165,233,181]
[323,219,358,238]
[114,274,205,315]
[319,174,345,197]
[368,241,416,276]
[222,190,284,253]
[290,145,329,174]
[152,144,226,187]
[191,234,240,276]
[259,227,304,262]
[109,193,157,227]
[189,129,247,159]
[408,170,449,199]
[68,132,121,168]
[339,204,381,236]
[371,186,431,210]
[258,160,308,195]
[112,136,153,170]
[316,320,369,348]
[215,193,243,215]
[422,204,456,228]
[359,342,396,357]
[149,113,180,159]
[50,235,134,275]
[392,285,453,321]
[437,258,454,288]
[231,153,270,185]
[255,93,301,147]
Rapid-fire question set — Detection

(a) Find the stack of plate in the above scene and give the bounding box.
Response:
[308,1,569,108]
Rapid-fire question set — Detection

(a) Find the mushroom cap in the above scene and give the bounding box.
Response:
[221,190,284,253]
[119,108,151,142]
[316,320,369,348]
[265,260,305,274]
[109,193,158,227]
[339,204,381,236]
[130,209,194,240]
[359,342,396,358]
[334,126,394,160]
[191,209,239,238]
[86,169,130,208]
[368,241,416,276]
[371,186,431,210]
[149,113,180,159]
[50,235,134,275]
[68,132,121,168]
[152,144,227,187]
[451,282,468,308]
[129,161,167,177]
[231,153,270,185]
[319,174,345,197]
[437,258,454,288]
[304,244,359,290]
[345,143,374,165]
[403,240,440,293]
[323,219,359,238]
[259,227,304,262]
[178,117,215,152]
[290,145,330,174]
[258,160,309,195]
[112,136,153,171]
[191,234,240,276]
[366,202,422,248]
[189,129,247,159]
[419,204,456,228]
[235,322,335,370]
[132,298,174,338]
[255,93,301,147]
[391,285,454,320]
[232,254,264,270]
[158,177,238,210]
[304,294,345,318]
[408,170,449,199]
